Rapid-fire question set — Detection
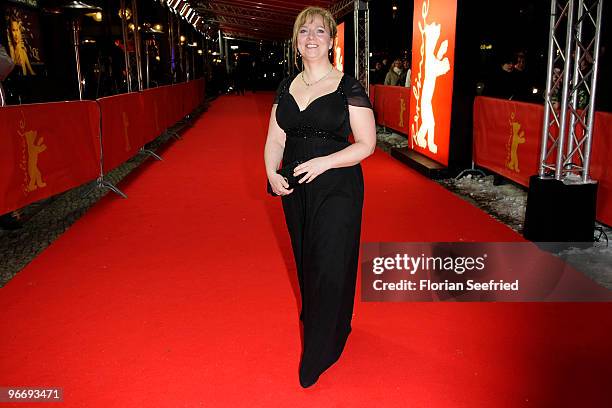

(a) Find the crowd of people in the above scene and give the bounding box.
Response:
[369,50,541,105]
[370,57,411,87]
[483,51,538,102]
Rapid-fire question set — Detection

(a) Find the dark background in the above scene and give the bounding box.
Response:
[0,0,610,111]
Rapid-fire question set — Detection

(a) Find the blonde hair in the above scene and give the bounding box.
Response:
[292,6,337,68]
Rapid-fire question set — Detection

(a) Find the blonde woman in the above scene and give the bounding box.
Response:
[263,6,376,387]
[7,18,35,76]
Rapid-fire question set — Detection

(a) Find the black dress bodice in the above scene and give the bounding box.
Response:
[273,73,372,163]
[274,73,373,142]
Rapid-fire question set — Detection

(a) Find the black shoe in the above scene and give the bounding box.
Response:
[299,371,319,388]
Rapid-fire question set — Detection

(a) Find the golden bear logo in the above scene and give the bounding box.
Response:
[411,0,450,154]
[122,111,131,151]
[19,128,47,192]
[399,96,406,128]
[506,112,525,172]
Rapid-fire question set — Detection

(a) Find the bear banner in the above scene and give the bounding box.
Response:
[473,96,612,227]
[409,0,457,166]
[372,85,411,135]
[0,101,100,215]
[473,96,543,187]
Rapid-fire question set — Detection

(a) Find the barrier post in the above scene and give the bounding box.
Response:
[93,100,127,199]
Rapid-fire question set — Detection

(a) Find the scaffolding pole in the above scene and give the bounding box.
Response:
[538,0,604,183]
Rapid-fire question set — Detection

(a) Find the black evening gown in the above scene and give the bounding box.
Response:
[273,73,373,387]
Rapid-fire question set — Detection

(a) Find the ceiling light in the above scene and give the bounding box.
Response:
[118,8,131,20]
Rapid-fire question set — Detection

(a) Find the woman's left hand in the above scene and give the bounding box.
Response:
[294,156,332,184]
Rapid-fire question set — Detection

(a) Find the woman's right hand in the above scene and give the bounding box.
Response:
[268,173,294,196]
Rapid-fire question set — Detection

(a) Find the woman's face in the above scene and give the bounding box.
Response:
[297,14,333,61]
[10,21,22,44]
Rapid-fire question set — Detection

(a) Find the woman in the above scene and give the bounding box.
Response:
[263,6,376,388]
[399,59,411,88]
[7,18,35,76]
[384,58,402,86]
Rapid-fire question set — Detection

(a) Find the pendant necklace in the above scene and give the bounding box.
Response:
[301,65,334,87]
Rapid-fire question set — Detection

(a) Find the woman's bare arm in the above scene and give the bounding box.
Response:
[264,104,293,194]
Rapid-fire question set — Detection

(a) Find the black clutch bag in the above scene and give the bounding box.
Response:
[266,159,304,196]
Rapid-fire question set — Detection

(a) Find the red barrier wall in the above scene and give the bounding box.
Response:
[373,85,386,126]
[141,85,174,142]
[97,92,147,174]
[0,80,205,214]
[473,96,612,226]
[369,85,375,108]
[0,101,100,215]
[590,111,612,226]
[373,85,411,136]
[473,96,543,186]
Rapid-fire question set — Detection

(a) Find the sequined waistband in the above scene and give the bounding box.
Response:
[285,125,345,142]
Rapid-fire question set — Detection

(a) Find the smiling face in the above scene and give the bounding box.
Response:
[292,7,337,67]
[296,14,333,61]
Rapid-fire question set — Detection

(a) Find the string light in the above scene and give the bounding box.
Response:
[167,1,204,32]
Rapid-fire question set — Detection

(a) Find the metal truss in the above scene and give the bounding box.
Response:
[353,0,369,91]
[196,0,368,73]
[196,1,297,23]
[196,0,335,40]
[329,0,355,18]
[196,1,292,40]
[539,0,604,183]
[207,14,288,31]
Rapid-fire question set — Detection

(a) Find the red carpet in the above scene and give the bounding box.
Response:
[1,93,610,407]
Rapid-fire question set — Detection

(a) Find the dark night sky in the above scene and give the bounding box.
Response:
[369,0,551,65]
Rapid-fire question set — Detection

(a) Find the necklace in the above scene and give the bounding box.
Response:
[301,65,334,87]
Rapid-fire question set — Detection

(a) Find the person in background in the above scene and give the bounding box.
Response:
[550,66,562,110]
[381,57,389,73]
[230,59,245,95]
[248,60,259,93]
[399,59,411,88]
[595,45,611,112]
[0,40,15,105]
[512,51,532,101]
[576,57,593,109]
[370,61,385,84]
[485,52,516,99]
[0,40,20,229]
[384,58,402,86]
